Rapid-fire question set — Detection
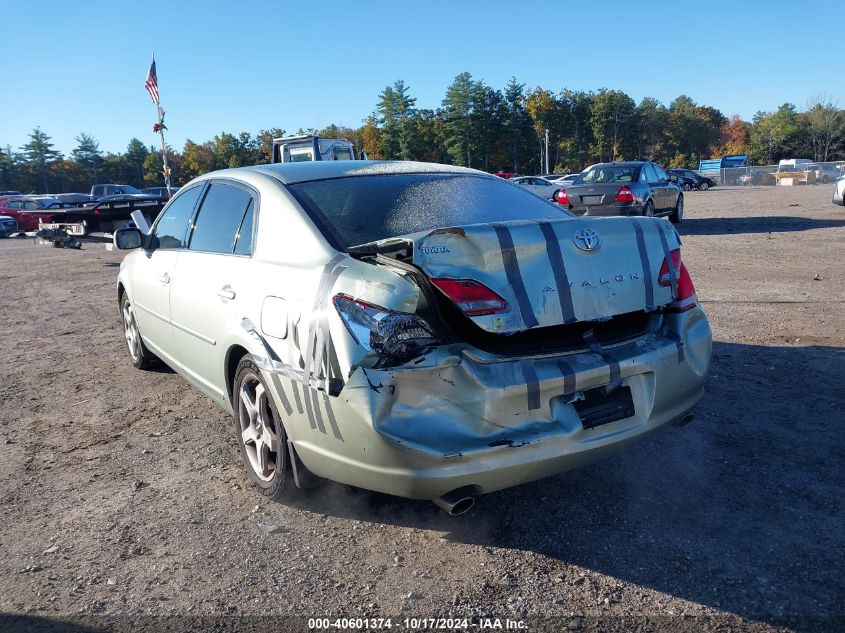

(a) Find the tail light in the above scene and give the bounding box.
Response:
[556,188,570,206]
[615,186,635,203]
[429,278,507,316]
[333,294,438,362]
[657,248,698,312]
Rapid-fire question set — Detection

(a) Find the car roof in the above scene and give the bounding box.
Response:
[590,161,646,167]
[244,160,485,185]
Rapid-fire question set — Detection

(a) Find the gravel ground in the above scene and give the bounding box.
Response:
[0,184,843,633]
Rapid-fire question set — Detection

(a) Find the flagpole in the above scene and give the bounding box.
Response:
[156,104,172,198]
[146,53,172,198]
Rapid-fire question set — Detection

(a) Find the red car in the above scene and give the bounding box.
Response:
[0,197,75,232]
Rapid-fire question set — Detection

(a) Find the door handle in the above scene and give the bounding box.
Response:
[159,273,170,284]
[217,287,236,300]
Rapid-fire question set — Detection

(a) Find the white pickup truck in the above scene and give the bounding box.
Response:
[271,134,364,163]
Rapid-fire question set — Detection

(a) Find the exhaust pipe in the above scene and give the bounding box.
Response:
[433,488,476,516]
[673,413,695,427]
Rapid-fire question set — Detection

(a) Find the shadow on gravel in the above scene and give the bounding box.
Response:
[679,215,845,236]
[0,615,104,632]
[289,342,845,629]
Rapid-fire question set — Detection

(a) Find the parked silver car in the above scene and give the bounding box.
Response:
[833,175,845,205]
[114,161,711,513]
[510,176,561,200]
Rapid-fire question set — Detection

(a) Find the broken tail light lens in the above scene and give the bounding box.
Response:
[556,188,571,206]
[615,186,635,203]
[657,248,698,312]
[333,294,439,362]
[429,278,508,316]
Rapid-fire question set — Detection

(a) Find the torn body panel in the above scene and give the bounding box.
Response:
[280,305,711,500]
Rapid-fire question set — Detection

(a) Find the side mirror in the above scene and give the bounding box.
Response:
[114,227,143,250]
[360,151,368,160]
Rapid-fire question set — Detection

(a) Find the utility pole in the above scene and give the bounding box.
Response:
[544,129,550,174]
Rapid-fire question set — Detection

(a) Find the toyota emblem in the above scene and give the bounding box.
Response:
[573,227,601,251]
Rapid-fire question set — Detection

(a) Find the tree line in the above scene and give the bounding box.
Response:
[2,73,844,194]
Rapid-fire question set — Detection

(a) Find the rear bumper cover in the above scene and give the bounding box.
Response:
[271,307,711,500]
[569,202,642,217]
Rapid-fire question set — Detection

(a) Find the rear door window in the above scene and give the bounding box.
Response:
[188,182,254,254]
[152,184,204,249]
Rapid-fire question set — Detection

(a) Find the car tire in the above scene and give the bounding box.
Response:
[642,200,655,217]
[699,181,710,191]
[822,176,829,184]
[551,189,561,201]
[233,356,293,501]
[670,195,684,224]
[119,293,157,370]
[682,183,692,191]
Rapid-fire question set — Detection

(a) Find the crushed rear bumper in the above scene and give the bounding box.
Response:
[275,307,711,500]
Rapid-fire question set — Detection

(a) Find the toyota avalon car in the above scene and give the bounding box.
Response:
[113,161,711,514]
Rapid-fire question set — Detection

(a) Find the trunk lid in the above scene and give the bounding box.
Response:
[411,216,679,334]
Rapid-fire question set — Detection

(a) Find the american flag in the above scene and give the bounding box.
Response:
[144,58,160,104]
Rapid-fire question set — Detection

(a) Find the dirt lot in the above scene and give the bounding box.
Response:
[1,185,843,632]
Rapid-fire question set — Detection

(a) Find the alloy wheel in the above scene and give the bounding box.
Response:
[237,374,279,482]
[122,301,141,362]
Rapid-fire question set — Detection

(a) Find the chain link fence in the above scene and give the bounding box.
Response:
[702,161,845,186]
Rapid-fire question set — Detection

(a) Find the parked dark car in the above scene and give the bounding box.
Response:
[0,215,19,236]
[667,169,716,191]
[557,161,684,223]
[141,186,179,197]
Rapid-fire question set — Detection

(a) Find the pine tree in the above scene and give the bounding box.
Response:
[442,73,476,167]
[71,133,104,186]
[21,128,61,193]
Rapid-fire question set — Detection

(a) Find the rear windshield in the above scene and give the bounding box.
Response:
[288,174,566,249]
[574,165,638,184]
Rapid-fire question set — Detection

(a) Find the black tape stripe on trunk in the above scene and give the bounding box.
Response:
[655,223,678,299]
[555,359,577,394]
[520,359,541,411]
[537,222,577,324]
[269,373,294,416]
[630,219,655,311]
[493,224,539,329]
[321,392,343,441]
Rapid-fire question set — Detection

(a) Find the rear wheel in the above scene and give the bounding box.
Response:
[120,294,157,369]
[642,200,655,217]
[699,181,710,191]
[670,195,684,224]
[233,356,293,501]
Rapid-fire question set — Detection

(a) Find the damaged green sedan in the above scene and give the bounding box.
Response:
[114,161,711,514]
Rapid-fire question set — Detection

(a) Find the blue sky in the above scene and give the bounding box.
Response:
[2,0,840,155]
